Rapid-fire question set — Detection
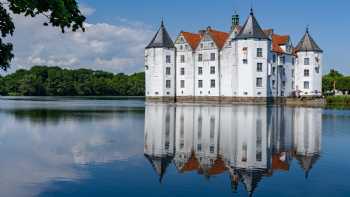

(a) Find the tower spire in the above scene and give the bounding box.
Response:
[231,10,240,30]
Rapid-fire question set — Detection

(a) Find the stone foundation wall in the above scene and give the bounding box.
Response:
[146,96,175,103]
[146,96,326,107]
[285,97,326,107]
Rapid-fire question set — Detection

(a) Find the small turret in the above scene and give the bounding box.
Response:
[145,20,176,100]
[231,11,240,31]
[294,27,323,96]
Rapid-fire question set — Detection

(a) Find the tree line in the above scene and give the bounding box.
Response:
[1,66,348,97]
[0,66,144,96]
[323,69,350,94]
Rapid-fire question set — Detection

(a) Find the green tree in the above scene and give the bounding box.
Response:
[0,0,86,71]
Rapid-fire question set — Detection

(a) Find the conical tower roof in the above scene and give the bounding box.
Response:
[235,9,269,40]
[146,20,175,49]
[294,153,320,179]
[144,154,174,183]
[295,28,323,52]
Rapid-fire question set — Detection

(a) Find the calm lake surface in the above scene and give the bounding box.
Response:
[0,97,349,197]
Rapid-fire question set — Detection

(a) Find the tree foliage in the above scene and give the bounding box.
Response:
[0,0,85,71]
[323,69,350,94]
[0,66,145,96]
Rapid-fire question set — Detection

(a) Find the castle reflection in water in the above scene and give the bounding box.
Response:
[144,103,322,196]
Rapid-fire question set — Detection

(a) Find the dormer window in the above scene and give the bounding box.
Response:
[304,58,310,65]
[211,42,214,47]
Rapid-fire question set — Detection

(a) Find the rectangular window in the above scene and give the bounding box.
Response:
[166,55,171,63]
[210,66,215,74]
[166,67,171,75]
[304,69,310,77]
[257,48,263,57]
[280,56,285,64]
[210,53,216,61]
[180,80,185,88]
[198,67,203,75]
[198,80,203,88]
[273,54,276,63]
[272,67,276,75]
[282,81,286,88]
[180,67,185,75]
[198,54,203,62]
[257,63,263,72]
[210,116,215,138]
[198,116,202,139]
[315,67,320,74]
[197,144,202,151]
[166,80,171,88]
[243,59,248,64]
[256,78,263,87]
[180,55,185,63]
[242,143,247,162]
[210,80,215,88]
[272,80,276,88]
[304,81,310,89]
[304,58,310,65]
[292,57,295,65]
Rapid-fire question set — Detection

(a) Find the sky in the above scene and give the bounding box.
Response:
[5,0,350,74]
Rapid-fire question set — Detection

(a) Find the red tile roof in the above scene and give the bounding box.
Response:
[207,157,226,175]
[208,29,230,49]
[272,153,289,171]
[181,31,202,50]
[272,42,284,54]
[181,152,200,172]
[272,34,289,45]
[271,34,290,54]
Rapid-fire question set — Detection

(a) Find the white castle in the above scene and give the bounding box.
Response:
[144,9,323,102]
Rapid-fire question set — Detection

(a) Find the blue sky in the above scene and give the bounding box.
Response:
[7,0,350,74]
[79,0,350,74]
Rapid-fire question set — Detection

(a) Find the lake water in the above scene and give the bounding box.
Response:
[0,97,349,197]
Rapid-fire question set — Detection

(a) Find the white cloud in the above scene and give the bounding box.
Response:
[6,6,154,74]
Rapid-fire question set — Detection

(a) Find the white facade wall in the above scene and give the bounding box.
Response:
[145,48,176,97]
[235,39,270,97]
[175,36,195,97]
[221,32,238,97]
[295,52,323,96]
[194,34,220,97]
